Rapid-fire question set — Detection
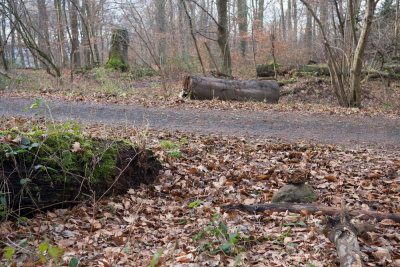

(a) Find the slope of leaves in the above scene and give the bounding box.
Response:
[0,117,399,266]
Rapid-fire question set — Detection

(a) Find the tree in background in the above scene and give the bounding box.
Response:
[301,0,379,107]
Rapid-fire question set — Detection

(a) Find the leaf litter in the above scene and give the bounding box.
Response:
[0,116,399,266]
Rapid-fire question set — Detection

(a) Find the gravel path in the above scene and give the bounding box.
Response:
[1,97,399,150]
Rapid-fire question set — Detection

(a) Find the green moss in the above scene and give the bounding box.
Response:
[105,55,129,72]
[0,130,123,186]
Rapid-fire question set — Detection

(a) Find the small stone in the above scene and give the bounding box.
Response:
[271,184,318,203]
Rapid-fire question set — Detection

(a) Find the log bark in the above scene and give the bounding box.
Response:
[183,76,280,103]
[325,203,365,267]
[0,69,9,78]
[256,64,330,77]
[221,203,400,222]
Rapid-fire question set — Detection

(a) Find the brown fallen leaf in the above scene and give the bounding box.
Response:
[11,135,22,144]
[369,173,380,179]
[325,175,337,182]
[176,253,194,263]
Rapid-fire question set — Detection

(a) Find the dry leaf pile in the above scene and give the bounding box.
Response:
[0,117,399,266]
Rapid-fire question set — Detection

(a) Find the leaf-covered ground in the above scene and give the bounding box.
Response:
[0,117,399,266]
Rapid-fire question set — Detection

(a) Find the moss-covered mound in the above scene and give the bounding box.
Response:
[105,54,129,72]
[105,28,130,72]
[0,130,162,215]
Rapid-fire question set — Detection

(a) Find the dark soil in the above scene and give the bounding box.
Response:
[113,145,163,192]
[0,96,399,150]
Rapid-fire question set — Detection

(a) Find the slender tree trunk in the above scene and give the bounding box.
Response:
[395,0,399,56]
[217,0,232,75]
[237,0,248,56]
[37,0,51,68]
[271,14,278,79]
[287,0,292,41]
[292,0,297,44]
[305,9,312,58]
[90,2,100,64]
[17,32,25,68]
[155,0,167,64]
[182,0,206,75]
[349,0,377,107]
[280,0,286,40]
[81,0,91,67]
[258,0,264,29]
[54,0,67,67]
[10,23,15,62]
[70,0,80,68]
[0,28,8,71]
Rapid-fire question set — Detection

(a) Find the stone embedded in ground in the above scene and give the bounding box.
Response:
[271,184,318,203]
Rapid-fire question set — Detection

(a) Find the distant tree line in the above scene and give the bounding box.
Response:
[0,0,398,107]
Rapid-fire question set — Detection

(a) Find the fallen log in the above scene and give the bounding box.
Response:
[325,202,365,267]
[256,64,330,78]
[182,76,280,103]
[0,130,162,216]
[0,70,9,78]
[221,203,400,222]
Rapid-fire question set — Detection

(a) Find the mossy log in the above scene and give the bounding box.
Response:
[182,76,280,103]
[256,64,330,78]
[0,130,162,215]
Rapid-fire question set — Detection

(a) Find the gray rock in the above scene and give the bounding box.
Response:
[271,184,318,203]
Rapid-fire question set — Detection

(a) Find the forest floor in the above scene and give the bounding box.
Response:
[0,70,400,266]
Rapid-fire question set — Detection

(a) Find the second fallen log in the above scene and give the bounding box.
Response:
[182,76,280,103]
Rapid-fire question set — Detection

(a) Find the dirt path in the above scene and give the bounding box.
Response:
[1,96,399,150]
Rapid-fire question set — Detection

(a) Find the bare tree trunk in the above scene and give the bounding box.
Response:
[70,0,80,68]
[54,0,67,67]
[258,0,264,29]
[271,13,278,79]
[305,9,312,58]
[182,0,206,75]
[280,0,286,40]
[287,0,292,41]
[155,0,167,64]
[81,0,91,67]
[217,0,232,75]
[37,0,51,68]
[237,0,248,56]
[292,0,297,44]
[301,0,348,107]
[0,27,8,71]
[90,1,100,64]
[395,0,399,56]
[349,0,377,107]
[10,22,15,62]
[17,32,25,68]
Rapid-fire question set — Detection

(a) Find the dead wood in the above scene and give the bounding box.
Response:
[221,203,400,223]
[182,76,280,103]
[256,64,330,78]
[325,201,365,267]
[0,70,9,78]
